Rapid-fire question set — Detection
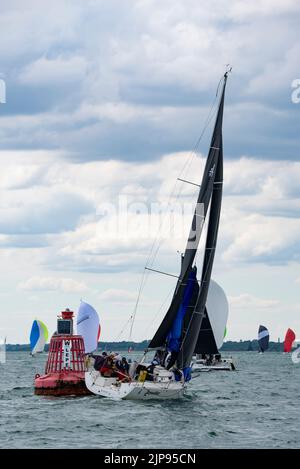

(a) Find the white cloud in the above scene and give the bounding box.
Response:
[19,276,89,293]
[221,211,300,263]
[228,293,279,309]
[247,43,300,97]
[0,188,93,235]
[229,0,300,20]
[0,1,83,60]
[98,289,137,303]
[19,55,87,85]
[0,150,299,268]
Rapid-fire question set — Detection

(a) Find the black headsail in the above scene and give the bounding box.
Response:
[193,308,219,355]
[178,144,223,368]
[148,71,229,357]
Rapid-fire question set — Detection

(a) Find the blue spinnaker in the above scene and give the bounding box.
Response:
[167,268,197,352]
[30,320,40,352]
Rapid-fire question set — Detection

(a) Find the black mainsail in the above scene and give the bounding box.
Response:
[193,309,219,356]
[178,146,223,368]
[148,70,229,371]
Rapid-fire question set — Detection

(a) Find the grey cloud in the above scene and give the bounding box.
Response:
[0,1,299,162]
[0,192,93,235]
[3,81,84,116]
[0,234,49,248]
[246,244,300,266]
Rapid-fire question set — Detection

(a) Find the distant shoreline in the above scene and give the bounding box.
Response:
[5,339,285,352]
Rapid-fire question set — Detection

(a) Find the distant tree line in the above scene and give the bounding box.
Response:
[5,340,150,352]
[220,340,284,352]
[6,339,284,352]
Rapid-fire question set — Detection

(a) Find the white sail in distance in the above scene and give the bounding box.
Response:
[206,280,229,349]
[77,301,100,354]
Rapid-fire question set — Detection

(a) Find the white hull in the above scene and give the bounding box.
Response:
[85,370,185,400]
[192,358,235,372]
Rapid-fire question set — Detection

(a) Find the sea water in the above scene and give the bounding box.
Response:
[0,351,299,448]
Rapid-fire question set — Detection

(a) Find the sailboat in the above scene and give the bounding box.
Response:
[284,328,296,353]
[30,319,48,355]
[85,69,230,400]
[0,336,6,364]
[77,300,101,354]
[291,343,300,363]
[191,280,234,371]
[258,325,269,353]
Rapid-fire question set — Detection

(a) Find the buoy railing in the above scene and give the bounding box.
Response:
[45,335,86,374]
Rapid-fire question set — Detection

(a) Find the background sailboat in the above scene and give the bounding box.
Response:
[192,280,234,371]
[192,280,235,372]
[77,301,100,354]
[194,279,229,355]
[258,325,269,353]
[291,344,300,363]
[30,319,48,355]
[284,328,296,353]
[0,336,6,364]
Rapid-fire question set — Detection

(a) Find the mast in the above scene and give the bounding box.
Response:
[148,70,229,354]
[177,145,223,368]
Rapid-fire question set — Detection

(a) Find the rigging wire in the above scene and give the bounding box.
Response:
[128,267,150,341]
[178,71,230,362]
[127,96,220,341]
[114,315,134,342]
[141,102,219,281]
[145,100,219,269]
[140,284,175,340]
[143,76,223,271]
[115,77,224,343]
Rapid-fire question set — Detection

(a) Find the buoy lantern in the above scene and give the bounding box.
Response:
[34,309,91,396]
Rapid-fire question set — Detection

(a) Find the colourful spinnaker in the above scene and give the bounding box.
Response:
[77,301,100,354]
[284,328,296,353]
[30,319,48,355]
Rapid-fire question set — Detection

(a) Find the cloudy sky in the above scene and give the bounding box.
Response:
[0,0,299,344]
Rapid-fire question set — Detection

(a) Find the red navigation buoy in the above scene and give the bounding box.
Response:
[34,309,91,396]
